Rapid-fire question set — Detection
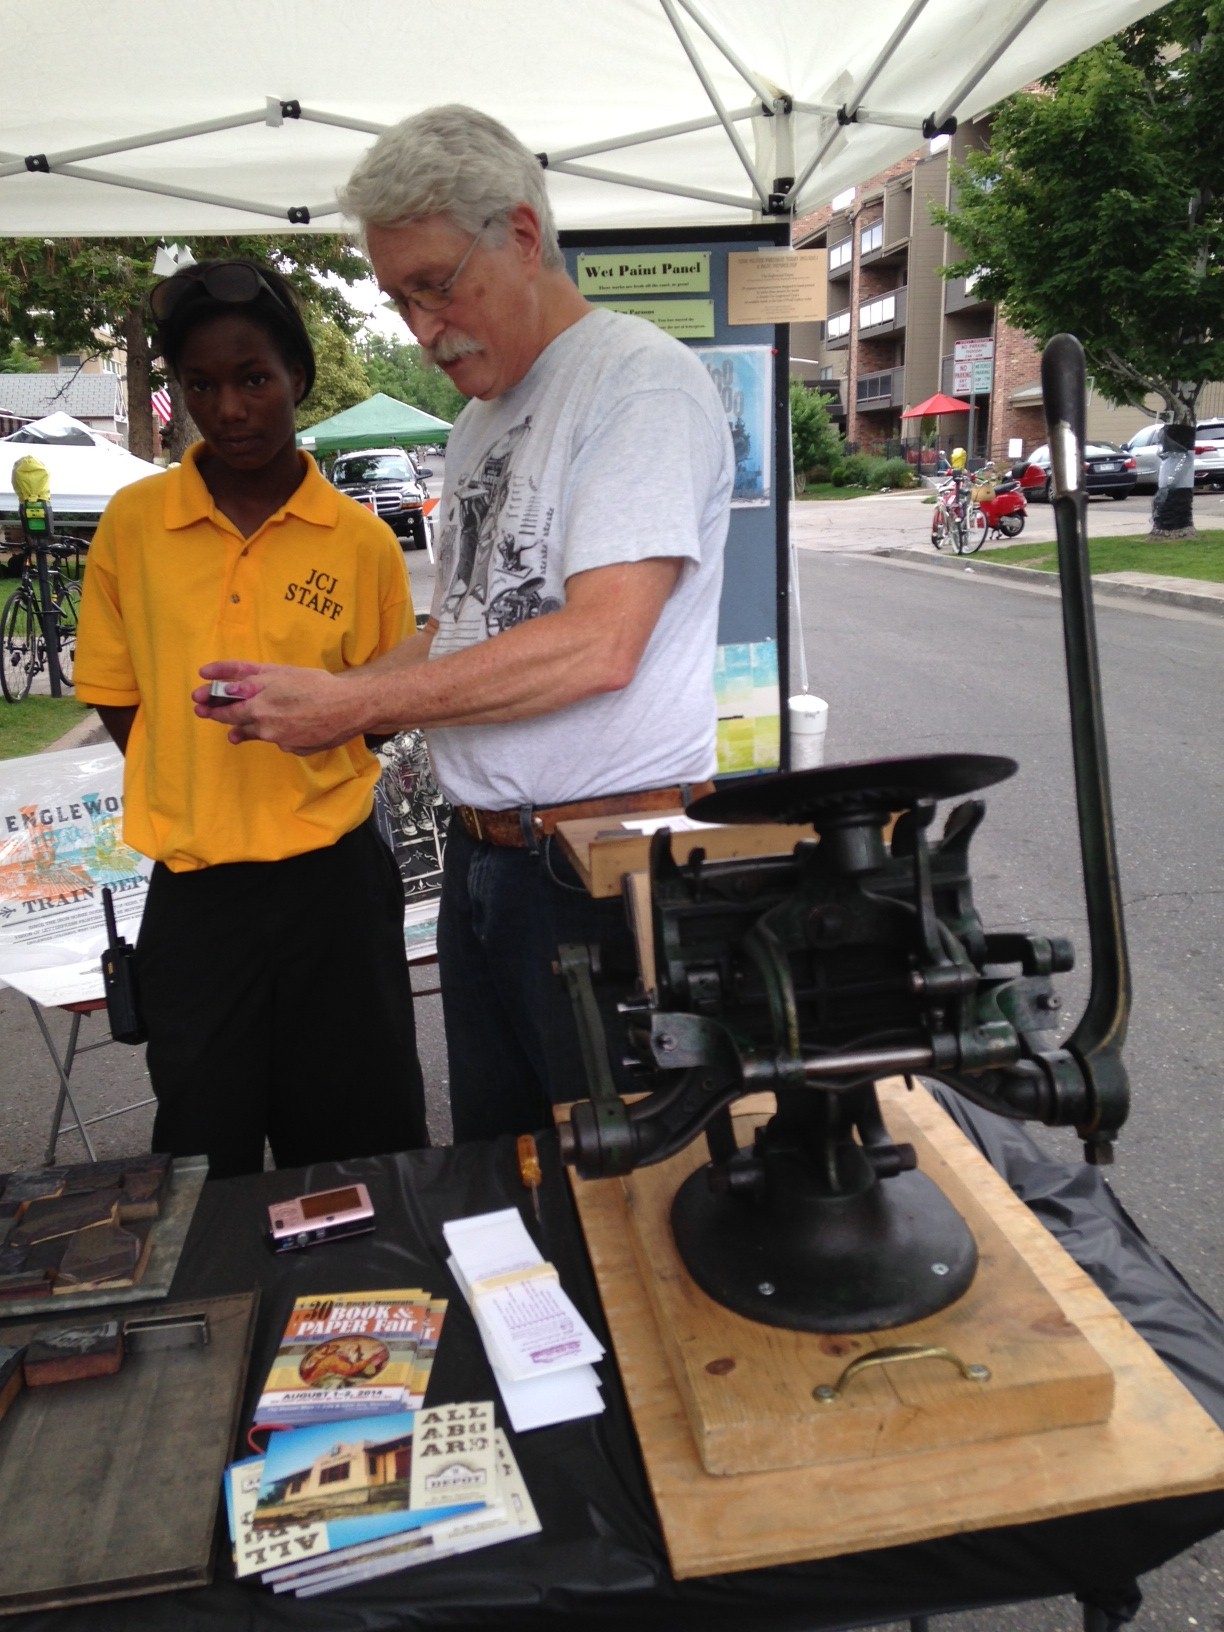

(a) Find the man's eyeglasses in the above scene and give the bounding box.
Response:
[397,217,493,316]
[149,261,293,325]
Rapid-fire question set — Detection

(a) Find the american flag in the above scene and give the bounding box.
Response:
[151,388,173,425]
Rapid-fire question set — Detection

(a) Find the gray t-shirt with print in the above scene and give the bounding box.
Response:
[425,308,733,810]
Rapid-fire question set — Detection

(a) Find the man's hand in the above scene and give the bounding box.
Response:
[193,661,371,754]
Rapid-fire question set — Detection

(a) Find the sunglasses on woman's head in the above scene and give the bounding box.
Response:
[149,262,293,324]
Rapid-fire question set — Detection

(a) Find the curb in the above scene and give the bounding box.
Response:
[45,708,109,755]
[869,546,1224,618]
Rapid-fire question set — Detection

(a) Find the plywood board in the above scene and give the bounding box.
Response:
[555,816,816,899]
[564,1082,1224,1578]
[621,1090,1114,1475]
[0,1292,258,1612]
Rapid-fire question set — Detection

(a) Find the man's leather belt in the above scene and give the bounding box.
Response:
[455,783,716,848]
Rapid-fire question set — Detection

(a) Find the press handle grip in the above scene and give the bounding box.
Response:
[1041,333,1086,499]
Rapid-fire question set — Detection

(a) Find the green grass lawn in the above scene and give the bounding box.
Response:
[0,696,92,760]
[984,532,1224,582]
[796,483,917,501]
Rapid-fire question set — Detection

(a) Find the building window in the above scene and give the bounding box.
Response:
[832,186,856,211]
[827,311,851,340]
[829,237,852,271]
[858,294,896,331]
[319,1462,351,1485]
[857,372,894,404]
[860,221,882,255]
[56,354,82,372]
[819,366,833,381]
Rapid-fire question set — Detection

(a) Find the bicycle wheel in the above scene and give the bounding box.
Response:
[949,511,968,554]
[0,588,37,702]
[53,580,81,687]
[931,505,950,551]
[962,505,987,555]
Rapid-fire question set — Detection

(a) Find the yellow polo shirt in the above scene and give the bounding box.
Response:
[75,445,414,872]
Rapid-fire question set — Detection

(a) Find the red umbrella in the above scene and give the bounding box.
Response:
[900,393,972,418]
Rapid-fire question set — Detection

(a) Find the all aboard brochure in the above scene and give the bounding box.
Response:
[225,1423,537,1595]
[254,1289,446,1427]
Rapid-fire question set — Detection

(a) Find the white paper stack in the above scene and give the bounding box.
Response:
[443,1208,606,1432]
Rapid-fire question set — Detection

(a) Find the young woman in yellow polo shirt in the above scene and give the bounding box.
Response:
[75,260,428,1178]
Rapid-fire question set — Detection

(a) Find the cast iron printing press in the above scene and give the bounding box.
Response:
[557,335,1133,1337]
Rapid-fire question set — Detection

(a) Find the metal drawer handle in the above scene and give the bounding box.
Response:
[813,1344,991,1403]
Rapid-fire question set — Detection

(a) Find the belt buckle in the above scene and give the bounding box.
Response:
[462,806,483,842]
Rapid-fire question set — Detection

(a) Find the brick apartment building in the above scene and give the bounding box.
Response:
[788,121,1208,468]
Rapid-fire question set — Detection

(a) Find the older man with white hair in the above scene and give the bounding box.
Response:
[197,104,734,1143]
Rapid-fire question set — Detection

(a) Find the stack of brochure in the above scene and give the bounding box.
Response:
[225,1402,539,1596]
[229,1287,540,1594]
[252,1289,446,1428]
[444,1209,606,1431]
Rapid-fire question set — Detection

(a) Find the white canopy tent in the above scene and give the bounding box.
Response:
[0,0,1167,239]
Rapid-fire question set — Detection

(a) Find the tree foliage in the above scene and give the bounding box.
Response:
[361,334,468,424]
[937,1,1224,424]
[789,377,843,478]
[297,316,372,431]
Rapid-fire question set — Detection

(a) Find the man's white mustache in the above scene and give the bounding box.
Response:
[422,333,484,368]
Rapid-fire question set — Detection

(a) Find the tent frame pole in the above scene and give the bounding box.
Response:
[659,0,771,209]
[930,0,1052,128]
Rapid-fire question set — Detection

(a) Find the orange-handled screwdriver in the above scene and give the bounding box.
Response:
[517,1134,542,1223]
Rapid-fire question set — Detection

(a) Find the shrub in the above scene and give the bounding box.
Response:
[842,452,877,487]
[789,378,843,480]
[830,463,849,487]
[876,457,916,490]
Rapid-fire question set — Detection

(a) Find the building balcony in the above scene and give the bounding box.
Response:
[826,311,851,350]
[856,366,905,412]
[828,236,853,280]
[944,273,992,315]
[813,379,845,417]
[858,286,907,337]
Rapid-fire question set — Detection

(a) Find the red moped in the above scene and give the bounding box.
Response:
[969,462,1027,541]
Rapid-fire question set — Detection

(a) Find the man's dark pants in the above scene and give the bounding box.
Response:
[438,815,639,1142]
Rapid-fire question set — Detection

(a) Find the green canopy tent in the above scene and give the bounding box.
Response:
[296,393,452,455]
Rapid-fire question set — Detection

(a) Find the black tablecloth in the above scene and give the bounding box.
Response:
[7,1092,1224,1631]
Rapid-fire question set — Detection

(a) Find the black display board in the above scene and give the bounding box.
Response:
[560,223,792,774]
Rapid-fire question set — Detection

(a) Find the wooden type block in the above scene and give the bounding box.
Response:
[8,1192,122,1249]
[0,1173,65,1207]
[23,1320,124,1386]
[117,1171,168,1223]
[564,1080,1224,1578]
[0,1349,23,1423]
[54,1223,150,1292]
[0,1267,53,1301]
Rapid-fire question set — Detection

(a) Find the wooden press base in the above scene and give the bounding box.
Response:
[563,1080,1224,1579]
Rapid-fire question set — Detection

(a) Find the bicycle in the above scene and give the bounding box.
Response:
[0,540,85,702]
[930,469,975,555]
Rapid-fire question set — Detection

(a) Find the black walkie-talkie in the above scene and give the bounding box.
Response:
[101,886,147,1044]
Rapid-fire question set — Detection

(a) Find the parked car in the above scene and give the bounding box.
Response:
[1193,419,1224,489]
[1017,442,1138,501]
[330,447,434,550]
[1121,422,1164,492]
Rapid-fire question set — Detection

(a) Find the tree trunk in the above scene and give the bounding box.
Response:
[122,304,155,462]
[167,378,199,462]
[1149,421,1196,540]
